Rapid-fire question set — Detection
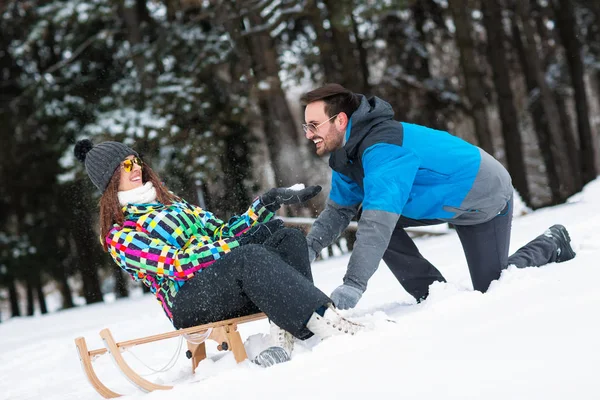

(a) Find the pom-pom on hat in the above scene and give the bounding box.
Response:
[74,139,138,193]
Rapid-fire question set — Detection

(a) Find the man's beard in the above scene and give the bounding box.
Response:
[321,127,344,156]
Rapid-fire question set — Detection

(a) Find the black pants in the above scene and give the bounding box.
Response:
[171,228,330,339]
[383,197,558,299]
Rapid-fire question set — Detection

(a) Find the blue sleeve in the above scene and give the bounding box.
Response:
[361,143,420,214]
[329,170,364,207]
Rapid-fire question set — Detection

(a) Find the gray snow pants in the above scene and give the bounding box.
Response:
[383,196,558,300]
[171,228,330,339]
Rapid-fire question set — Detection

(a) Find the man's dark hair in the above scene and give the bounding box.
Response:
[300,83,361,119]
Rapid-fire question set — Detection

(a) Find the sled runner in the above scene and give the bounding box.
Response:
[74,312,267,398]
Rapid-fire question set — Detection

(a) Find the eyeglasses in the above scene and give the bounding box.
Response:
[302,113,339,134]
[122,156,143,172]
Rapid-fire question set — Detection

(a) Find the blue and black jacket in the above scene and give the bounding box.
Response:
[306,96,513,292]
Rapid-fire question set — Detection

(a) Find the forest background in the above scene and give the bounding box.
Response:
[1,0,598,321]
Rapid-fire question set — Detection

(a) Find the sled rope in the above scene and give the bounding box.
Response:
[184,328,213,344]
[124,327,214,375]
[125,335,184,376]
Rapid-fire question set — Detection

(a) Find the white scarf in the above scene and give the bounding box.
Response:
[118,182,157,206]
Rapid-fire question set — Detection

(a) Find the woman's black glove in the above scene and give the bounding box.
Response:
[261,185,322,211]
[238,219,285,246]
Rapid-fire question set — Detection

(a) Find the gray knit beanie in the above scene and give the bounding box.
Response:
[74,139,138,193]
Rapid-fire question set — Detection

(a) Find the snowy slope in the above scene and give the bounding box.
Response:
[2,181,600,400]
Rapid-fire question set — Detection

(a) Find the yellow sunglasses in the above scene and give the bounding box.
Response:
[122,156,143,172]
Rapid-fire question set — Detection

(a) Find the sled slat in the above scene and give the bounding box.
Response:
[100,328,173,393]
[74,337,122,399]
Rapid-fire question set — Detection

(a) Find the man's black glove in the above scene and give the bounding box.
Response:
[238,219,284,246]
[261,185,322,211]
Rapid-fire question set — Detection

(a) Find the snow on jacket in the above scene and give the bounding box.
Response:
[306,95,513,292]
[106,197,274,321]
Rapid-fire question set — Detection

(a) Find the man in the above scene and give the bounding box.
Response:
[302,83,576,309]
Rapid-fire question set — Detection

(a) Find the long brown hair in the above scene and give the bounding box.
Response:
[99,161,178,251]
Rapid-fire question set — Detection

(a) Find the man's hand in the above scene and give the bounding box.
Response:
[238,219,284,246]
[261,185,322,211]
[330,284,364,310]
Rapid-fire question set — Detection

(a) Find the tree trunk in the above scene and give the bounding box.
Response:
[198,76,253,216]
[118,0,153,98]
[25,275,34,316]
[448,0,494,154]
[72,237,104,304]
[587,3,600,145]
[514,0,576,200]
[481,1,531,206]
[532,1,580,192]
[350,10,370,94]
[412,0,433,81]
[252,80,309,188]
[163,0,177,22]
[321,0,369,93]
[7,273,21,317]
[68,183,104,305]
[35,275,48,314]
[553,0,597,186]
[554,91,581,191]
[511,14,561,205]
[220,124,252,209]
[58,271,75,309]
[114,269,129,299]
[239,17,316,198]
[306,0,343,84]
[215,2,328,217]
[412,0,447,130]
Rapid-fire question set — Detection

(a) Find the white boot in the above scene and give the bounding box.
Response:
[306,304,364,339]
[254,322,294,367]
[269,321,295,355]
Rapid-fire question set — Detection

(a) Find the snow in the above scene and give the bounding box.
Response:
[2,180,600,400]
[257,80,271,90]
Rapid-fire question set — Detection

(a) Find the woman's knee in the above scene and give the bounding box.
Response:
[236,243,271,258]
[284,227,307,242]
[268,227,307,248]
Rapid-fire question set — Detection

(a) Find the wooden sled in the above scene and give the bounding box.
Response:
[75,312,267,398]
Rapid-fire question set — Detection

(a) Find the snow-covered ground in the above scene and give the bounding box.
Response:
[2,180,600,400]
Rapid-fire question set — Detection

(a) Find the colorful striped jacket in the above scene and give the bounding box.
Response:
[105,197,274,321]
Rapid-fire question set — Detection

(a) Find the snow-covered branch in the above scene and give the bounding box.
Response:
[241,2,307,36]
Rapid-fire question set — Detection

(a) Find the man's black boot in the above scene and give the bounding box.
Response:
[545,224,576,263]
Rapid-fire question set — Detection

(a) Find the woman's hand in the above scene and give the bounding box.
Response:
[260,185,322,211]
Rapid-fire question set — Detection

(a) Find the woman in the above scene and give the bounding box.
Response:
[74,139,362,367]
